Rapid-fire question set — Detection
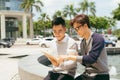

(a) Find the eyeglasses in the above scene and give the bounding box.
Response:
[74,25,83,31]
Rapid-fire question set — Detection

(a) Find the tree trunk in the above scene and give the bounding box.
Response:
[30,14,34,38]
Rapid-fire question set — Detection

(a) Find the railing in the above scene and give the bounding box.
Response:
[106,47,120,55]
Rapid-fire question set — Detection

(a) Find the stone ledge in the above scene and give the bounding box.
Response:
[18,54,120,80]
[18,54,52,80]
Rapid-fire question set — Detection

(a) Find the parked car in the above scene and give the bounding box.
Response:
[108,35,118,42]
[105,39,116,47]
[39,37,54,48]
[71,35,83,41]
[26,38,42,45]
[104,34,118,42]
[35,35,43,39]
[2,38,15,45]
[0,40,13,48]
[71,36,80,41]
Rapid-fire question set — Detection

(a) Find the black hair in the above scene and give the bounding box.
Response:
[52,17,66,27]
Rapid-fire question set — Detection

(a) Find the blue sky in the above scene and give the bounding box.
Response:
[33,0,120,29]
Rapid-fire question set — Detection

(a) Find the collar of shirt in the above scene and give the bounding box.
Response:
[86,32,93,44]
[54,33,69,44]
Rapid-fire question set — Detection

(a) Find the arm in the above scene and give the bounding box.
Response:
[63,34,105,65]
[82,34,105,65]
[42,51,59,66]
[56,42,78,70]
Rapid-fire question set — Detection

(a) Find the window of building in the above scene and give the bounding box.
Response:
[6,7,10,10]
[0,0,5,10]
[6,0,9,2]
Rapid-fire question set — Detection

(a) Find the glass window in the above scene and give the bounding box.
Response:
[6,7,10,10]
[0,0,23,11]
[6,0,9,2]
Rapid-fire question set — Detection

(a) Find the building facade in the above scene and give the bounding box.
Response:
[0,0,33,39]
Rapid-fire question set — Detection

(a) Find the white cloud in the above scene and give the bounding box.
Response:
[41,0,77,16]
[88,0,120,17]
[114,0,120,3]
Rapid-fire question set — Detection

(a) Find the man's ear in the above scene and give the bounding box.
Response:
[64,27,66,32]
[84,24,88,29]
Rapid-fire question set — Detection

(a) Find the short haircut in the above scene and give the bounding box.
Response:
[52,17,66,27]
[70,14,90,28]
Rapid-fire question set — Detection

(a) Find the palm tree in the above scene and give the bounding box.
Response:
[79,0,89,14]
[89,2,96,16]
[63,4,77,20]
[53,10,64,19]
[33,21,39,35]
[78,0,96,16]
[38,13,50,37]
[63,4,77,36]
[20,0,43,38]
[112,3,120,20]
[20,0,43,13]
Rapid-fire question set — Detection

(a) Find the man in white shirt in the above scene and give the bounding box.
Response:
[44,17,78,80]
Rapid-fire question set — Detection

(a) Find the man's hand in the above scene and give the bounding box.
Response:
[57,55,65,64]
[67,55,77,61]
[50,58,59,67]
[42,51,59,66]
[59,55,77,61]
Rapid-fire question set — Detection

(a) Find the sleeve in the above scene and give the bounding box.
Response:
[56,40,78,70]
[69,43,78,52]
[59,60,77,70]
[82,35,105,66]
[53,59,77,71]
[60,41,78,70]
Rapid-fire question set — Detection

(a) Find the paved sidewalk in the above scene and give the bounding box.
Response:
[0,58,19,80]
[0,44,48,80]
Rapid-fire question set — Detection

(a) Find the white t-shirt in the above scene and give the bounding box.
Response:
[49,34,78,76]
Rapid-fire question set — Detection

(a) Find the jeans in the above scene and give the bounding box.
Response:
[44,71,74,80]
[75,73,110,80]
